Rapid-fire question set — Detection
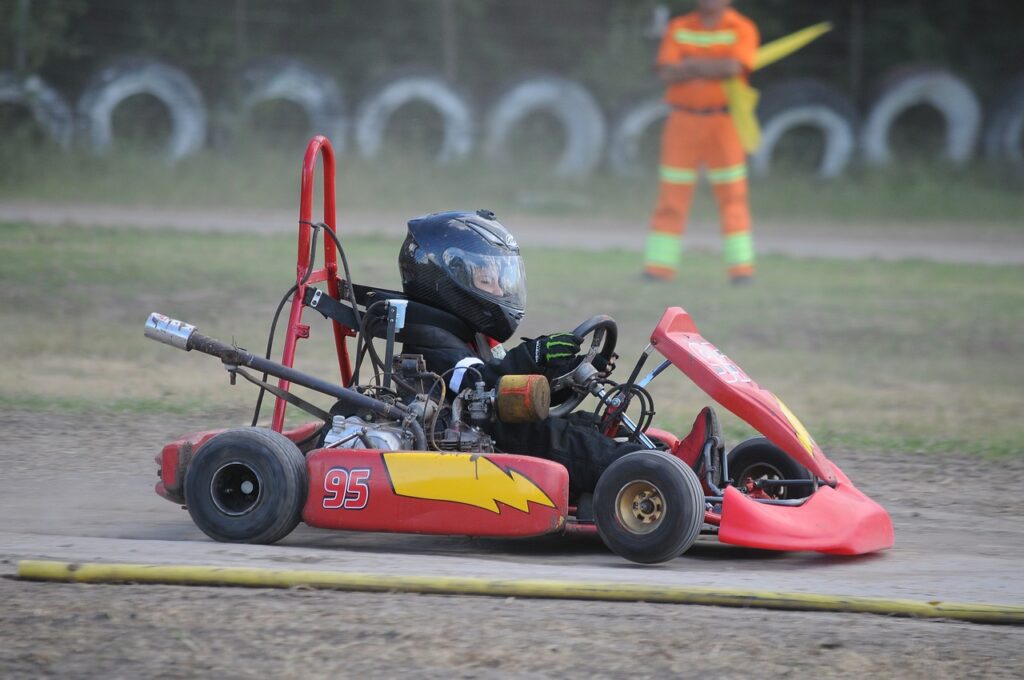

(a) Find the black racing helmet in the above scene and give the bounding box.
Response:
[399,209,526,342]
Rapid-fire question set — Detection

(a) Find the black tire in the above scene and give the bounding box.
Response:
[184,427,308,544]
[76,57,207,162]
[483,74,607,178]
[0,72,73,148]
[726,436,813,500]
[593,451,705,564]
[354,68,474,164]
[862,65,981,167]
[752,78,858,180]
[983,75,1024,170]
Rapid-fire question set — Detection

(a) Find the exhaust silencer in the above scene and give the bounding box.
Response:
[144,313,196,350]
[142,312,427,447]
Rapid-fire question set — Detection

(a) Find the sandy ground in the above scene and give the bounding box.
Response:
[3,578,1022,679]
[2,408,1023,678]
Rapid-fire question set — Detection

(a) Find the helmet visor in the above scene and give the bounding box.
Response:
[442,247,526,310]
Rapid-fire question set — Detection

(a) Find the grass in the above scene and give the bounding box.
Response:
[2,220,1022,458]
[1,137,1023,227]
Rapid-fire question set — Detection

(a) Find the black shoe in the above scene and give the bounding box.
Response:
[730,274,754,286]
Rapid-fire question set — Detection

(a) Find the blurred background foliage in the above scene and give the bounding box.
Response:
[1,0,1023,219]
[2,0,1022,108]
[0,2,1021,448]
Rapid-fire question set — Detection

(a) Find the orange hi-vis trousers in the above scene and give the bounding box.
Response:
[645,109,754,280]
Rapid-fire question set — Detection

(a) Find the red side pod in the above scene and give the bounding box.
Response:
[718,463,895,554]
[154,423,324,504]
[650,307,837,484]
[303,449,569,538]
[155,429,227,503]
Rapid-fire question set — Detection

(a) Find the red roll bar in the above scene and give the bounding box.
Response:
[272,135,354,431]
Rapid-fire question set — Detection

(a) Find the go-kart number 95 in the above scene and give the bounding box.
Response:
[323,467,371,510]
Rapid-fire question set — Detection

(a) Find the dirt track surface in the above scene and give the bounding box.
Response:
[3,579,1022,680]
[3,204,1023,675]
[2,200,1024,265]
[2,409,1024,677]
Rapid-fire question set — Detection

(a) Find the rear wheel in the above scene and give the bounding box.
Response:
[184,427,308,543]
[594,451,705,564]
[727,437,813,500]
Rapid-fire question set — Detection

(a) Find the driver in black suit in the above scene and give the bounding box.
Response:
[397,209,637,495]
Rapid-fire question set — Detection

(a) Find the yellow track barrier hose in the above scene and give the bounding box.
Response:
[17,560,1024,625]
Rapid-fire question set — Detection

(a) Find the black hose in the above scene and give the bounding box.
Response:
[251,226,322,427]
[313,221,363,341]
[353,300,388,384]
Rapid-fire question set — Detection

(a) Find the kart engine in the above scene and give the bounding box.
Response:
[321,355,550,453]
[322,414,411,451]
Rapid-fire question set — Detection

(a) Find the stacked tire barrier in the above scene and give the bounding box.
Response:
[355,68,473,165]
[2,57,1021,178]
[607,96,669,177]
[984,76,1024,172]
[231,57,348,155]
[861,66,982,167]
[752,78,858,179]
[482,74,607,179]
[76,58,207,163]
[0,73,73,149]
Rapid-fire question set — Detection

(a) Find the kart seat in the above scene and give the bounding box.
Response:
[302,282,475,343]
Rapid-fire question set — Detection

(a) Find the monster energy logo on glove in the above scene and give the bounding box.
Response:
[530,333,582,367]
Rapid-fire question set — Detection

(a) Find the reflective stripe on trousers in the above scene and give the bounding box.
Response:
[645,110,755,279]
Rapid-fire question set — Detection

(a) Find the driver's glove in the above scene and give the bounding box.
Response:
[526,333,582,368]
[590,351,617,375]
[559,350,617,378]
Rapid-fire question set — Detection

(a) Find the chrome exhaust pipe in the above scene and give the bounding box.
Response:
[144,313,197,350]
[141,312,427,448]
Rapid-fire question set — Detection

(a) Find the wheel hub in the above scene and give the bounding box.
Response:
[737,463,788,500]
[615,480,665,534]
[210,461,262,516]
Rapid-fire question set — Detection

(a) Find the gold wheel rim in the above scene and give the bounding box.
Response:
[615,480,665,534]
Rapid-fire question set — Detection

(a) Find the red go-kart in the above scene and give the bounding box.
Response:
[145,137,893,564]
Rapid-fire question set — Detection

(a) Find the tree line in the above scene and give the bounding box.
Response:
[2,0,1022,108]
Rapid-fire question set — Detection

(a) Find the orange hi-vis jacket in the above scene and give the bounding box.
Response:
[657,8,759,110]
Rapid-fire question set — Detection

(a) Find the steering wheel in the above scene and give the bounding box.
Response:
[547,315,618,418]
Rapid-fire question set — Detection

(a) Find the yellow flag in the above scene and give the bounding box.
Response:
[754,22,833,71]
[725,22,833,153]
[724,79,761,153]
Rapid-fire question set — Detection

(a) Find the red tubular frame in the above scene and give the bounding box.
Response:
[271,136,353,431]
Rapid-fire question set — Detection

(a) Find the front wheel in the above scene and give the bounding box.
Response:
[184,427,308,543]
[727,437,814,500]
[593,451,705,564]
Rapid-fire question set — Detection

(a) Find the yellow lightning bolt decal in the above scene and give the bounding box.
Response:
[775,398,817,457]
[383,452,555,514]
